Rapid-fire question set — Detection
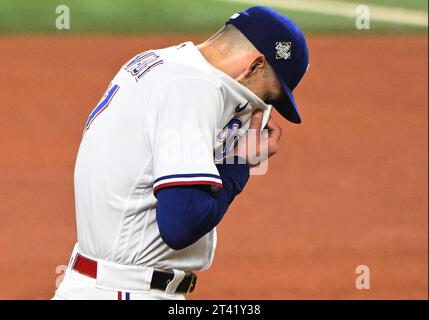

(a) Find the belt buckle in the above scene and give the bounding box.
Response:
[186,273,197,294]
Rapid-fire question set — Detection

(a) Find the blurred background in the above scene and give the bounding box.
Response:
[0,0,427,299]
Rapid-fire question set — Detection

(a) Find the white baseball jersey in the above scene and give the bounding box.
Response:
[74,42,271,272]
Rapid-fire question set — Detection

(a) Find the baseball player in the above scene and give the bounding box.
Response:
[53,6,309,300]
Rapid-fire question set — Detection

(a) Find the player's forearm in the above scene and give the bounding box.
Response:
[156,157,249,250]
[215,156,250,203]
[196,157,250,230]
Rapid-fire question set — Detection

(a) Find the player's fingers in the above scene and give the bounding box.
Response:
[248,109,263,132]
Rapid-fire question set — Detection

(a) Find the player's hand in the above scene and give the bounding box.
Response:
[235,110,282,167]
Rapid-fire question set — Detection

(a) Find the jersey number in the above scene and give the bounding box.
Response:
[84,84,120,132]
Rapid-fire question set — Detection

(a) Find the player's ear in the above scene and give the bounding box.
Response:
[235,53,266,83]
[248,54,266,76]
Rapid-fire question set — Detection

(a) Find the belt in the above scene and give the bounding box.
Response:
[72,253,197,294]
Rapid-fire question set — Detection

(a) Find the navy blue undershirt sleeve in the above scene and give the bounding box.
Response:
[156,156,249,250]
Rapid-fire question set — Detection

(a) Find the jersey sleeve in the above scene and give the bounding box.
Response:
[150,77,223,195]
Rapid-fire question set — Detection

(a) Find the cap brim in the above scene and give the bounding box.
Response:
[274,78,302,124]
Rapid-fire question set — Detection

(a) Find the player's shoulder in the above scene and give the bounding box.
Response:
[154,43,223,89]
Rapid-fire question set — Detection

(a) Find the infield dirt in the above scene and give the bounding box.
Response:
[0,35,427,299]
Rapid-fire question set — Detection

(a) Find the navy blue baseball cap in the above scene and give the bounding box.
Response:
[226,6,309,123]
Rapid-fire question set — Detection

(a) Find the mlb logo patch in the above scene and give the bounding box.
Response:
[275,42,292,60]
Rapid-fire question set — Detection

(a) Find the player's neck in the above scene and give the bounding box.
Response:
[197,42,241,79]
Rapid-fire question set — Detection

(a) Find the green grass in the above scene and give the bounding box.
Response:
[340,0,428,11]
[0,0,427,35]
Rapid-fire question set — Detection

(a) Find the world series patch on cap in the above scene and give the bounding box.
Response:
[226,6,310,123]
